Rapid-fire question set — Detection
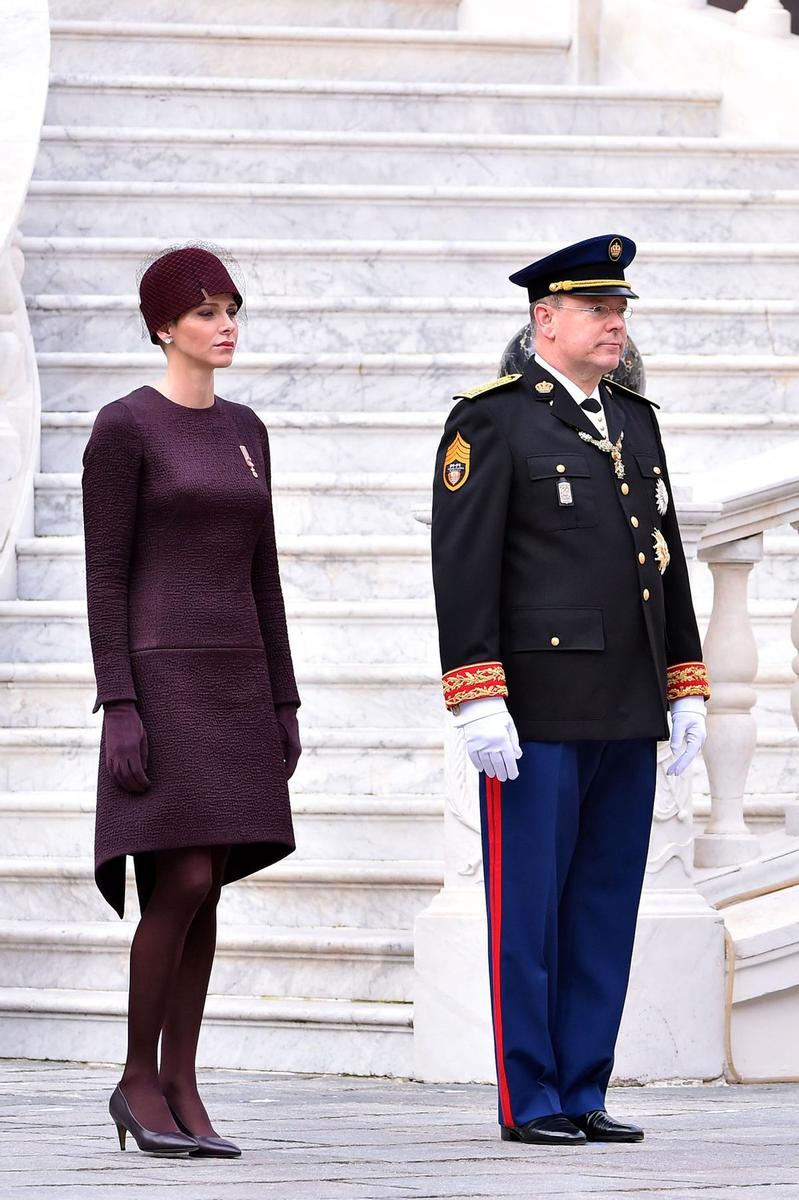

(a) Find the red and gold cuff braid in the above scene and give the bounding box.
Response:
[667,661,711,702]
[442,661,508,708]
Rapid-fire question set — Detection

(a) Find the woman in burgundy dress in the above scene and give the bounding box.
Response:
[81,245,301,1159]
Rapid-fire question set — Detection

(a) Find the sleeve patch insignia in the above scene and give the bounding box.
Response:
[443,431,471,492]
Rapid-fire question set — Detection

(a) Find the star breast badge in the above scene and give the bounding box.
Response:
[653,528,670,575]
[655,477,669,515]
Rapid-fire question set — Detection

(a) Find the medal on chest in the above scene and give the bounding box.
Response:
[239,444,258,478]
[576,428,626,480]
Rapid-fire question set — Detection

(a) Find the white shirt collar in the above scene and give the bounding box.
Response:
[532,353,602,406]
[533,352,607,436]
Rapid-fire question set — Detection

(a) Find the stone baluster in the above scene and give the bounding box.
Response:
[777,577,799,839]
[736,0,792,35]
[785,522,799,837]
[694,535,763,867]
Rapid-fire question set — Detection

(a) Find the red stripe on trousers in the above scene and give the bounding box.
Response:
[487,775,514,1128]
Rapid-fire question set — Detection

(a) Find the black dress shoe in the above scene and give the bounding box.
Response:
[168,1103,242,1158]
[501,1114,587,1145]
[571,1109,644,1142]
[109,1086,198,1156]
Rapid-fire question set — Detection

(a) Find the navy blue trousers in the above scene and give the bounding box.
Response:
[478,739,657,1127]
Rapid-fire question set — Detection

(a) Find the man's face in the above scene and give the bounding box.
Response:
[541,294,628,375]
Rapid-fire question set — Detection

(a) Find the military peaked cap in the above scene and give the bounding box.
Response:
[509,234,639,302]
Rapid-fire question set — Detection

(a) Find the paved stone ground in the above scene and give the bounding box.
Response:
[1,1060,798,1199]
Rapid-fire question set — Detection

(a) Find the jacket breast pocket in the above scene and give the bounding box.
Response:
[633,451,667,520]
[509,606,605,652]
[525,453,598,531]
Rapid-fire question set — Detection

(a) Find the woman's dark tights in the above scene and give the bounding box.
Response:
[119,845,229,1136]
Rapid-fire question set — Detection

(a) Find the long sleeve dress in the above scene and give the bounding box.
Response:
[81,385,299,918]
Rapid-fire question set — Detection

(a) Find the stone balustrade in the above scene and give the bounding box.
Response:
[694,447,799,866]
[0,3,50,597]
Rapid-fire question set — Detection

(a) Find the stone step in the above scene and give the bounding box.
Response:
[0,855,442,929]
[0,726,444,795]
[38,131,799,192]
[0,786,792,861]
[35,350,799,417]
[50,21,569,84]
[1,658,794,733]
[0,598,439,665]
[30,471,799,600]
[27,237,788,302]
[36,404,799,480]
[27,293,799,358]
[0,986,412,1075]
[22,180,799,241]
[43,78,722,137]
[0,661,443,729]
[0,790,444,862]
[0,918,414,1002]
[0,594,793,707]
[35,470,431,538]
[49,0,459,28]
[15,533,433,602]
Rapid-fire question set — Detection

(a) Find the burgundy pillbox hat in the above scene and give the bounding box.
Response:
[139,246,243,344]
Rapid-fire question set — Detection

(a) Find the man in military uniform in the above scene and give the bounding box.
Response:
[431,235,709,1147]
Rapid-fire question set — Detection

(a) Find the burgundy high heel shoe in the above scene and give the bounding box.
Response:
[168,1102,242,1158]
[109,1085,198,1156]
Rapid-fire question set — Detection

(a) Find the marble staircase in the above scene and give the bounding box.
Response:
[0,0,797,1074]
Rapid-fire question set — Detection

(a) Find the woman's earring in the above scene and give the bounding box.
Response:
[162,336,172,344]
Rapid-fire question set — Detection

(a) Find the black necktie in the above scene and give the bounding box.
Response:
[580,396,602,413]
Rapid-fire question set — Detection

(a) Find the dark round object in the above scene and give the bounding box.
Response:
[498,324,647,394]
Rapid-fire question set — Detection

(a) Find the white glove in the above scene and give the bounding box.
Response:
[667,695,707,777]
[452,696,522,782]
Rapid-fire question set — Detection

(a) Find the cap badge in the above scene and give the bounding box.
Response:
[653,528,670,575]
[608,238,623,262]
[239,444,258,478]
[655,477,669,515]
[535,380,554,394]
[443,431,471,492]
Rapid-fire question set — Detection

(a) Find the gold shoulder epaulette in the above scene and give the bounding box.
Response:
[603,376,660,409]
[453,373,522,402]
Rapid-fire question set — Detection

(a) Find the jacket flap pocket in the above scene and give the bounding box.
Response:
[527,454,591,482]
[510,606,605,651]
[633,452,663,479]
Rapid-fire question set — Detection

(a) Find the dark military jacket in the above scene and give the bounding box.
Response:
[431,357,709,743]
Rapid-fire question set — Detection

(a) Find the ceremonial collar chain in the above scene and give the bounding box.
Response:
[577,428,625,479]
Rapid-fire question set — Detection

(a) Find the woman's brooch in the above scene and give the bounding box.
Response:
[576,429,625,480]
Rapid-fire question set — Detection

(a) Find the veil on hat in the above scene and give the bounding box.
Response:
[136,240,247,344]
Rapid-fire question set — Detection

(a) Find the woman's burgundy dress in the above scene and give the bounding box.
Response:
[81,386,299,918]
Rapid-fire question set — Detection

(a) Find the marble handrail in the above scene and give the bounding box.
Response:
[0,2,50,597]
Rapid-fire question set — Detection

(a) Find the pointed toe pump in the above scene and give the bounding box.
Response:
[168,1103,242,1158]
[109,1085,199,1156]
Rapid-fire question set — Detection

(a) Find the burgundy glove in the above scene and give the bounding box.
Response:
[103,700,151,793]
[275,703,301,779]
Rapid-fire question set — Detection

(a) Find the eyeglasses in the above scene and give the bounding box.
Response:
[556,303,633,321]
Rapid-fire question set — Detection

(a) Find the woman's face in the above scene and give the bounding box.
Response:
[160,290,239,367]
